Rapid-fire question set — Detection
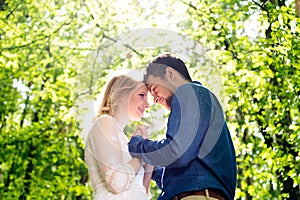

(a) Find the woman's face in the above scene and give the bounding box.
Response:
[128,83,149,121]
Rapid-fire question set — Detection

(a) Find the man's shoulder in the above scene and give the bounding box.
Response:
[176,81,209,93]
[176,81,201,90]
[191,81,213,94]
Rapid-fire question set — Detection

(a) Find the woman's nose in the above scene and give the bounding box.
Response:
[144,100,150,108]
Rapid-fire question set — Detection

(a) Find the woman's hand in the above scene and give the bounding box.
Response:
[133,124,150,139]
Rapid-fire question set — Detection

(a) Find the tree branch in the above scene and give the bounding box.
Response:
[2,12,77,51]
[20,94,30,128]
[183,1,238,59]
[5,0,25,19]
[251,0,267,11]
[296,0,300,17]
[86,1,144,58]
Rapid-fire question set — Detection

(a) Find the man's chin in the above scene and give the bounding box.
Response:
[164,105,171,110]
[165,96,173,109]
[161,101,171,110]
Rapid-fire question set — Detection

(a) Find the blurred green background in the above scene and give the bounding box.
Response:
[0,0,299,199]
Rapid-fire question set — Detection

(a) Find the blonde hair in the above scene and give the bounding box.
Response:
[97,75,140,118]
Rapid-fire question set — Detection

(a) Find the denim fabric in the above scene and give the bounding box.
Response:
[128,82,236,200]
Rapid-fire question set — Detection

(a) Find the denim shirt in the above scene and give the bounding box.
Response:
[128,82,236,200]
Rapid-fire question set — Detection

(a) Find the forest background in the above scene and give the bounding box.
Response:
[0,0,299,199]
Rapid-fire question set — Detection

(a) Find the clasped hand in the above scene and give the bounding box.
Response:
[133,124,150,139]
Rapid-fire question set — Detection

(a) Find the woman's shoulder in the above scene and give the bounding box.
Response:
[94,114,115,124]
[92,114,118,132]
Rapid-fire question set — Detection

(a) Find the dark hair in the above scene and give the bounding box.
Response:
[144,54,193,82]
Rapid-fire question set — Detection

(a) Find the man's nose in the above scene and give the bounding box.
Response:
[150,90,156,97]
[153,96,160,104]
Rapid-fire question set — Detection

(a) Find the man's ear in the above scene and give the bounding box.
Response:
[165,67,175,81]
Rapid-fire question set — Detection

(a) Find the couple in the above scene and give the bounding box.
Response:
[84,54,237,200]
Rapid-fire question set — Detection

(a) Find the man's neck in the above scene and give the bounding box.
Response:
[173,78,190,90]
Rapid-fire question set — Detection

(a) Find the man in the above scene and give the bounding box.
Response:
[128,54,236,200]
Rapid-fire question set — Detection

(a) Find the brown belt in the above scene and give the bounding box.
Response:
[170,189,225,200]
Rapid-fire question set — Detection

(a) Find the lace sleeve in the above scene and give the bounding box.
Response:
[86,115,135,194]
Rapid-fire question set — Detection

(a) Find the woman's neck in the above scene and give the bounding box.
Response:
[114,112,130,130]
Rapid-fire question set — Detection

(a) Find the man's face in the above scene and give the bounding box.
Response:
[145,75,174,110]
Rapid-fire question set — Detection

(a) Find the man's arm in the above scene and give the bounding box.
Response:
[128,84,213,167]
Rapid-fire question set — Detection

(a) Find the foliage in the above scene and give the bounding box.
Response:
[0,0,93,199]
[182,0,300,199]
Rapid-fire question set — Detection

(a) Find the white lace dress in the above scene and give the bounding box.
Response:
[84,115,150,200]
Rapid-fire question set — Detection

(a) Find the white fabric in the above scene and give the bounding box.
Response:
[85,115,149,200]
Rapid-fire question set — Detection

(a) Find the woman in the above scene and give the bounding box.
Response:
[84,75,152,200]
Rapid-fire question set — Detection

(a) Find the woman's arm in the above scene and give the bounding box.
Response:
[134,124,153,197]
[143,163,154,195]
[128,157,143,175]
[87,116,142,193]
